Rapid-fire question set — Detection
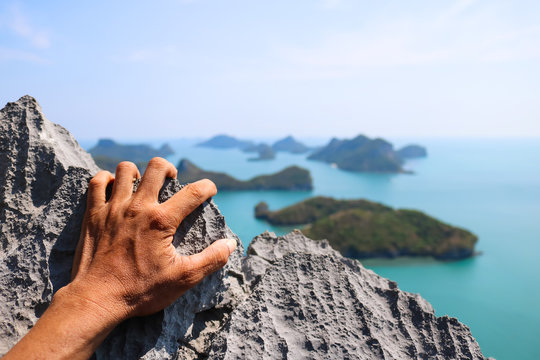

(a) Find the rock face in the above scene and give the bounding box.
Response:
[0,96,487,359]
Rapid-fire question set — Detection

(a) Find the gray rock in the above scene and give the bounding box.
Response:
[214,232,487,359]
[0,96,488,359]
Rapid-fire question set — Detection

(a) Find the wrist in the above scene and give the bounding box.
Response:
[55,280,129,330]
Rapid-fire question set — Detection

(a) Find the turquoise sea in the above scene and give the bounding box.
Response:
[86,138,540,360]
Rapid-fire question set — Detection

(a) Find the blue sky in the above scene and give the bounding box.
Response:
[1,0,539,140]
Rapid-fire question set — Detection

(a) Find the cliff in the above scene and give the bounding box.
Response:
[0,96,487,359]
[177,158,313,191]
[255,196,478,260]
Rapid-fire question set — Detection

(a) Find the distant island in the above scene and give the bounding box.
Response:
[243,143,276,161]
[196,134,254,150]
[178,159,313,190]
[89,139,174,172]
[397,144,428,159]
[255,196,477,260]
[272,136,310,154]
[308,134,426,173]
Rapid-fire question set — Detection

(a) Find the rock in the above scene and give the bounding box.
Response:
[0,96,487,359]
[212,231,487,359]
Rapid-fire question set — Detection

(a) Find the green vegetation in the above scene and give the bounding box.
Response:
[178,159,313,190]
[244,143,276,161]
[197,134,254,149]
[308,134,427,173]
[255,196,477,260]
[89,139,174,172]
[397,145,428,159]
[272,136,310,154]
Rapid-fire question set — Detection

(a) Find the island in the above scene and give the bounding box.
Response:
[272,136,310,154]
[89,139,174,172]
[196,134,254,150]
[307,134,427,173]
[243,143,276,161]
[255,196,478,260]
[177,159,313,190]
[397,144,428,159]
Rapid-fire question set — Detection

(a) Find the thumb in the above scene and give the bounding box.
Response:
[181,238,237,285]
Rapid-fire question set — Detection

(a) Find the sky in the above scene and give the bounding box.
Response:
[0,0,539,140]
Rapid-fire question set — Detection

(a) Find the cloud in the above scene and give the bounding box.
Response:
[5,4,50,49]
[276,0,540,74]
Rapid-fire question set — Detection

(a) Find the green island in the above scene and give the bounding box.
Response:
[89,139,174,172]
[196,134,254,149]
[308,134,426,173]
[178,159,313,190]
[243,143,276,161]
[255,196,477,260]
[272,135,311,154]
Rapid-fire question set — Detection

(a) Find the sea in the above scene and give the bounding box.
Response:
[83,137,540,360]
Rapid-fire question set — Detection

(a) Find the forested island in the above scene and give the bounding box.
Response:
[255,196,477,260]
[308,134,426,173]
[89,139,174,172]
[178,159,313,190]
[272,136,311,154]
[243,143,275,161]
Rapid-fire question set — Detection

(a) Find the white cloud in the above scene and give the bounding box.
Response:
[276,1,540,75]
[6,5,50,49]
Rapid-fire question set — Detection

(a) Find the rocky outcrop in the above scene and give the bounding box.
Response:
[0,96,487,359]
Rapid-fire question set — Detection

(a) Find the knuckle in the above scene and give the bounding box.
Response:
[125,198,144,217]
[116,161,137,173]
[148,157,168,168]
[89,171,110,188]
[185,182,204,200]
[149,206,174,230]
[209,246,228,268]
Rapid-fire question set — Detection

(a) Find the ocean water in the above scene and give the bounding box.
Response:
[87,138,540,360]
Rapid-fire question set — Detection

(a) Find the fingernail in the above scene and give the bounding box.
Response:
[224,238,237,254]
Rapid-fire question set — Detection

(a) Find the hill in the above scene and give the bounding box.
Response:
[272,136,310,154]
[243,143,275,161]
[88,139,174,172]
[307,134,404,172]
[255,196,477,260]
[196,134,254,149]
[397,144,428,158]
[177,159,312,190]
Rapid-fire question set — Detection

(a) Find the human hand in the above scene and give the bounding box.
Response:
[4,158,236,360]
[65,157,236,322]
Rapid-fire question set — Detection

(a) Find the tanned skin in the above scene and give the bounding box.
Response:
[4,157,237,360]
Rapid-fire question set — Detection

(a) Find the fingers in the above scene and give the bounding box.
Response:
[136,158,177,200]
[177,238,237,285]
[160,179,217,227]
[111,162,140,201]
[87,170,114,208]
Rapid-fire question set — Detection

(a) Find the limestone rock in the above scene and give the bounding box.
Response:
[214,231,487,359]
[0,96,487,359]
